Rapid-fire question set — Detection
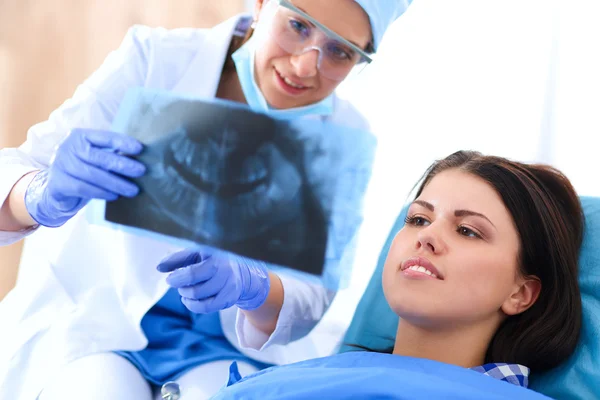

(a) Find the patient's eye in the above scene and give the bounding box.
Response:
[405,215,430,227]
[457,226,482,239]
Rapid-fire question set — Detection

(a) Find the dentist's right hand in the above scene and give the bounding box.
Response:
[24,128,146,227]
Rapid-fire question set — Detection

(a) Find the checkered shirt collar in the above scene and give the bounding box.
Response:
[470,363,530,388]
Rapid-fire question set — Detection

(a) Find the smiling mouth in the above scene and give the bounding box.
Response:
[403,265,438,279]
[400,257,444,280]
[275,69,309,89]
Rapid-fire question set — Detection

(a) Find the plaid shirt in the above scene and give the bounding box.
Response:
[471,363,530,388]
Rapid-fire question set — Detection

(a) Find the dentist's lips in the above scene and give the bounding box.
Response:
[274,68,310,95]
[400,257,444,280]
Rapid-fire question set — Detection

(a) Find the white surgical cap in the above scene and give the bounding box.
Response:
[354,0,413,50]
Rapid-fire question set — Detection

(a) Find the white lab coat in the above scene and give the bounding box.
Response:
[0,15,370,399]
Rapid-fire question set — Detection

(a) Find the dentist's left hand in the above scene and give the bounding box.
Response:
[157,248,271,314]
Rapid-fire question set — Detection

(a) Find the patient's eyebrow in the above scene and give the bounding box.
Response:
[455,209,496,229]
[412,200,496,229]
[413,200,434,211]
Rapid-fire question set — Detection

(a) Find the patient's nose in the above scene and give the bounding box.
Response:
[416,224,446,254]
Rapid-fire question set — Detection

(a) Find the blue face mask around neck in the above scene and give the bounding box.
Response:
[231,35,334,120]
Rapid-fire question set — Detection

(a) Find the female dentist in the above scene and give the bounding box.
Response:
[0,1,412,399]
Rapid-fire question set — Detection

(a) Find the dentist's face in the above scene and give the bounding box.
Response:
[252,0,372,109]
[382,169,522,330]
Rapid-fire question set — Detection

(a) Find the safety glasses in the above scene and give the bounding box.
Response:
[258,0,373,81]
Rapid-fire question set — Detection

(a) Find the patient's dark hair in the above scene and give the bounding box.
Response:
[414,150,584,373]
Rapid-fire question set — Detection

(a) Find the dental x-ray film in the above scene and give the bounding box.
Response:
[94,88,376,289]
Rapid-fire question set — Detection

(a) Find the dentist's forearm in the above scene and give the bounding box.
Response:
[241,272,284,336]
[0,172,39,231]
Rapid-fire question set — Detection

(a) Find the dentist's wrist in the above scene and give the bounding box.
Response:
[237,261,271,311]
[0,171,40,231]
[239,272,284,336]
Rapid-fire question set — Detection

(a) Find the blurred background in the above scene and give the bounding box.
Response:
[1,0,599,335]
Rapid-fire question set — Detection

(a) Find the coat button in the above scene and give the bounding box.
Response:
[161,381,181,400]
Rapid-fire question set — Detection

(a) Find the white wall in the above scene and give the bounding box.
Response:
[339,0,599,196]
[542,0,600,197]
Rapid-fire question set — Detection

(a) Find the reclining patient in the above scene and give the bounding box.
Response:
[210,150,584,399]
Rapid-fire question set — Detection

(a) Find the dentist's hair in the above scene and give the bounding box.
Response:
[414,150,584,373]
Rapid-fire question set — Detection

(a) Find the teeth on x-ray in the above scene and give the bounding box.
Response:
[169,129,270,194]
[137,132,305,244]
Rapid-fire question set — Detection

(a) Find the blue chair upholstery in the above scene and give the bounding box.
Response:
[341,197,600,399]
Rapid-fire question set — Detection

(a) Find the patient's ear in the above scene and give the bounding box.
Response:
[501,276,541,316]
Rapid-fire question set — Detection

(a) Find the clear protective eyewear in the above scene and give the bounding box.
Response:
[259,0,373,81]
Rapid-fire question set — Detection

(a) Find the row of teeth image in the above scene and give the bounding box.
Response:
[407,265,437,278]
[278,71,305,89]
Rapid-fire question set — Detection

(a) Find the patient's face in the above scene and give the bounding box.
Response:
[382,169,521,329]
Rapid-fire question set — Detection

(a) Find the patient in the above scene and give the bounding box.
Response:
[211,150,584,399]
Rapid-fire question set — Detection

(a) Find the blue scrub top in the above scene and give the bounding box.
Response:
[117,288,271,385]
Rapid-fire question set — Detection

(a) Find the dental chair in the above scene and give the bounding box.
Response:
[342,197,600,399]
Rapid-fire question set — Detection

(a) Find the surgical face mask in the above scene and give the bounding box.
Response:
[232,34,334,119]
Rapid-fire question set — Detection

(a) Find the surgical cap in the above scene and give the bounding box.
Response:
[354,0,413,50]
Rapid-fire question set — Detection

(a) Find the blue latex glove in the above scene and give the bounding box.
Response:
[157,248,271,313]
[25,128,146,227]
